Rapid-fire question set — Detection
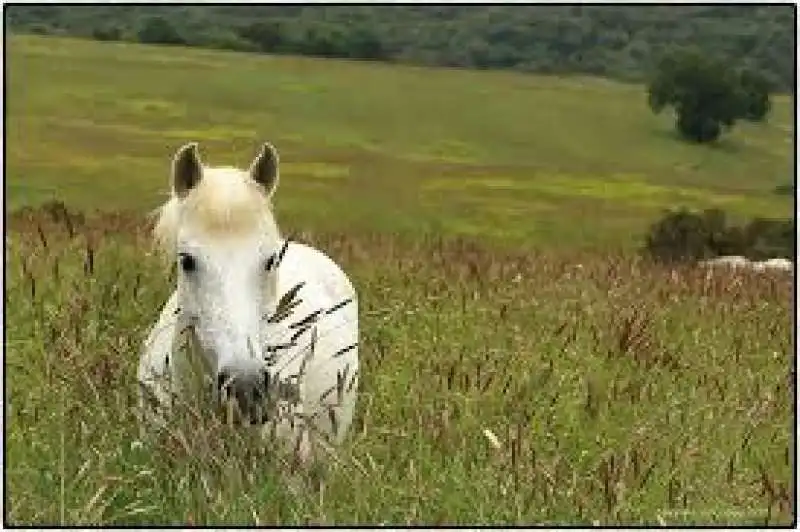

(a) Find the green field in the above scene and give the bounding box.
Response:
[5,35,795,526]
[6,34,794,249]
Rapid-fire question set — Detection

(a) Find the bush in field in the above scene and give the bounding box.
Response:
[740,217,795,260]
[643,207,794,263]
[643,208,731,263]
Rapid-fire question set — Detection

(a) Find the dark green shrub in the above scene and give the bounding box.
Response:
[643,207,794,264]
[643,208,720,263]
[741,218,795,260]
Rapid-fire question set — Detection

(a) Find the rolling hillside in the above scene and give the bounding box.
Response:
[6,34,794,249]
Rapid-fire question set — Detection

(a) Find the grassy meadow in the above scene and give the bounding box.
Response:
[4,34,796,526]
[6,34,794,249]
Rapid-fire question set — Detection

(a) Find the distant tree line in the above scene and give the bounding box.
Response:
[5,5,795,92]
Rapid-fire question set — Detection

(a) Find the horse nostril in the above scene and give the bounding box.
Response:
[217,370,232,392]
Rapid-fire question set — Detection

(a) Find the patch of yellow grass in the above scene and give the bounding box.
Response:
[284,163,350,179]
[422,173,774,212]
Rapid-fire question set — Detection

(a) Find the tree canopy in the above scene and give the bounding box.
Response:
[647,48,775,143]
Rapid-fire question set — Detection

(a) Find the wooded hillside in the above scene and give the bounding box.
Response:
[6,4,795,91]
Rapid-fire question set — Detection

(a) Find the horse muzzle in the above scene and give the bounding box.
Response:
[215,368,300,426]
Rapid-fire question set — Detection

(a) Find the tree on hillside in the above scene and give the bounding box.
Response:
[736,67,772,122]
[646,47,773,143]
[137,16,184,45]
[343,27,389,60]
[92,25,122,41]
[236,21,284,52]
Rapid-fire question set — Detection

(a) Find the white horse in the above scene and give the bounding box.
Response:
[137,142,359,462]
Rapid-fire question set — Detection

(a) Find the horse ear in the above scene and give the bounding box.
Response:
[249,142,279,198]
[172,142,203,197]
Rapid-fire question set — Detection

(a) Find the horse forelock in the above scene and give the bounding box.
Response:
[152,166,280,258]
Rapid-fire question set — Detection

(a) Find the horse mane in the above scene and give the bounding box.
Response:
[151,166,281,259]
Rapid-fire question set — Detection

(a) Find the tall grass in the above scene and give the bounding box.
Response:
[5,207,794,526]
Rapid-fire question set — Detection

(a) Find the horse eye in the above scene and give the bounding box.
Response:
[264,254,276,272]
[178,253,197,273]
